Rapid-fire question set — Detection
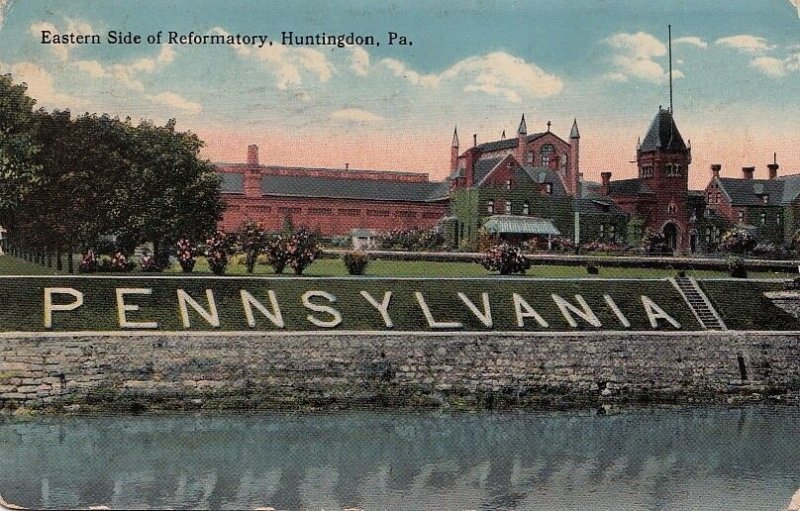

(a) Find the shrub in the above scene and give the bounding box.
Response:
[376,227,445,251]
[78,249,98,273]
[205,231,230,275]
[727,256,747,278]
[287,227,322,275]
[139,250,160,272]
[751,241,791,260]
[480,243,531,275]
[549,236,576,253]
[720,228,757,255]
[176,237,195,273]
[342,251,370,275]
[265,233,290,274]
[110,251,133,272]
[238,220,268,273]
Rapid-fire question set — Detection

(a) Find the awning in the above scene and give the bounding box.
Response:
[483,215,561,235]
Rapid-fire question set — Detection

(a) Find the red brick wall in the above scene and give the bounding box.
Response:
[220,194,448,236]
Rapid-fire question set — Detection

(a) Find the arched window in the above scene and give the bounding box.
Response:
[487,200,494,214]
[522,201,530,215]
[540,144,555,167]
[505,179,512,190]
[760,213,766,225]
[505,200,512,214]
[667,202,677,215]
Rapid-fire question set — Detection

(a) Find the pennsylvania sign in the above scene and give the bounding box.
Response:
[0,276,713,333]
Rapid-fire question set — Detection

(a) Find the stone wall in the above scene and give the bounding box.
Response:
[2,332,800,411]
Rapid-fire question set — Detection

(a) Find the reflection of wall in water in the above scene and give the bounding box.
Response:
[1,408,798,510]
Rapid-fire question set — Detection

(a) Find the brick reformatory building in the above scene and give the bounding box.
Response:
[216,108,792,253]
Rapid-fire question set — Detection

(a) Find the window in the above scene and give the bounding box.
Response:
[599,224,605,239]
[522,201,530,215]
[762,195,769,204]
[777,215,782,226]
[338,208,361,216]
[716,191,722,204]
[666,164,674,177]
[505,200,512,214]
[396,211,417,218]
[641,165,654,178]
[737,211,744,223]
[544,183,553,195]
[540,144,555,167]
[505,179,512,190]
[526,152,534,164]
[667,202,677,215]
[707,191,713,203]
[675,164,682,176]
[366,210,390,217]
[760,212,766,225]
[487,200,494,214]
[609,225,616,241]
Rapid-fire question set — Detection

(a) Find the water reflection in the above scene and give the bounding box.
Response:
[0,407,799,510]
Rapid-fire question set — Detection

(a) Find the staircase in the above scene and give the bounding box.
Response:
[671,277,727,330]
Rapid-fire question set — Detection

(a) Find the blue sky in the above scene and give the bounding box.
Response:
[0,0,798,185]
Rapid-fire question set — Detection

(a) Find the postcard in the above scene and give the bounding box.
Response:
[1,1,800,509]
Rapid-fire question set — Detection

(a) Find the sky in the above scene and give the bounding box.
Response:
[0,0,798,188]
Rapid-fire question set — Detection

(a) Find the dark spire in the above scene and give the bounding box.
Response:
[501,130,506,140]
[570,118,580,139]
[639,107,687,153]
[517,114,527,135]
[451,126,459,148]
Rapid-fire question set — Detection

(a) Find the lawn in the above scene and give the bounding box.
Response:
[0,254,794,279]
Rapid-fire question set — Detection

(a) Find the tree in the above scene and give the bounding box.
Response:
[0,74,41,231]
[237,220,268,273]
[286,227,322,275]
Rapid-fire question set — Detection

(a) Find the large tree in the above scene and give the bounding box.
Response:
[0,74,41,229]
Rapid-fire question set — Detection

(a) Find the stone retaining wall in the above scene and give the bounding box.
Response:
[2,332,800,411]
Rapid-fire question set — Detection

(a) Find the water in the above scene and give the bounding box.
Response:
[1,407,799,510]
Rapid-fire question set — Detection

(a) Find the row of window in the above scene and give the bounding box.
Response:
[487,199,533,215]
[737,211,781,226]
[240,206,435,219]
[521,144,568,168]
[640,164,683,178]
[597,224,617,241]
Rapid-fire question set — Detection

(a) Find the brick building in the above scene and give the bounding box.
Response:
[217,145,449,238]
[703,161,800,245]
[591,108,693,252]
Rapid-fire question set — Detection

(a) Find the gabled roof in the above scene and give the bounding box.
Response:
[475,132,548,153]
[639,108,687,153]
[220,172,244,193]
[574,198,626,215]
[777,173,800,203]
[473,157,504,183]
[607,177,654,196]
[260,174,448,202]
[519,165,568,197]
[716,177,785,206]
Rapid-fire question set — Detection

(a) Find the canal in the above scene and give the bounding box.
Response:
[1,406,798,510]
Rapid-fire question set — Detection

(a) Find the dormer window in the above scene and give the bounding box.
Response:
[522,201,530,215]
[505,179,512,190]
[761,194,769,204]
[544,183,553,195]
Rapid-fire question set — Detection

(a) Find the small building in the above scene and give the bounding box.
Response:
[703,162,800,245]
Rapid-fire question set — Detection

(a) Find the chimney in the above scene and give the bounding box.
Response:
[473,134,477,147]
[711,164,721,178]
[768,162,779,180]
[247,144,259,166]
[742,166,754,180]
[345,163,349,170]
[600,172,612,196]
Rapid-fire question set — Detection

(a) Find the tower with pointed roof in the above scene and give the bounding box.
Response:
[636,107,692,251]
[568,119,580,197]
[450,126,460,171]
